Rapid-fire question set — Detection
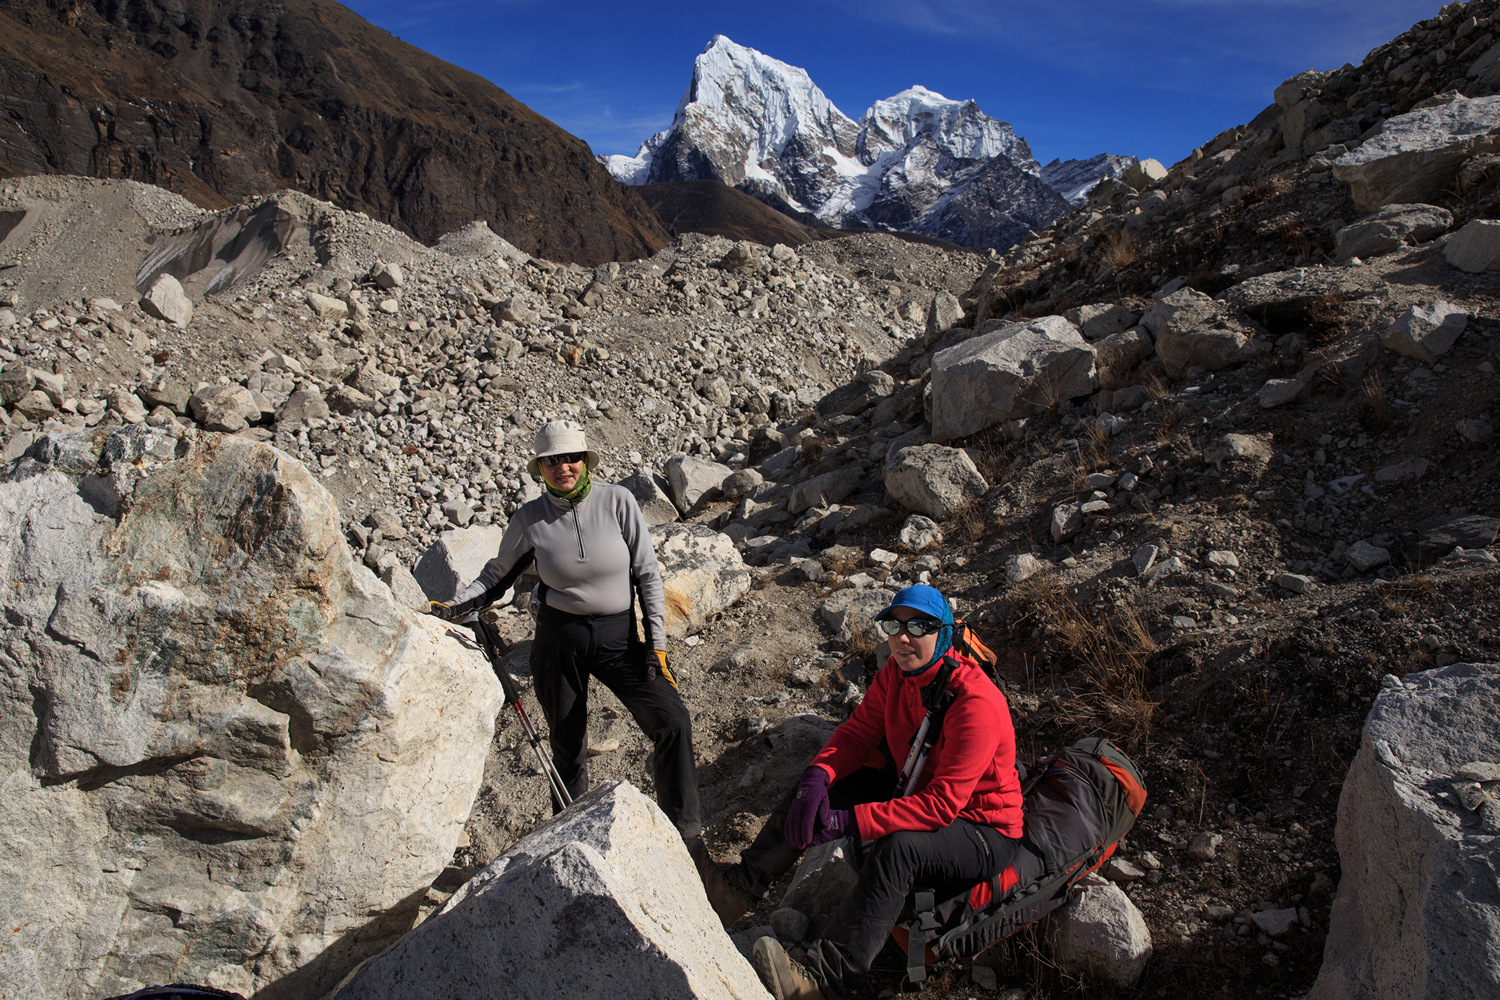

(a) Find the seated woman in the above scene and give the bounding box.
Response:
[746,585,1023,1000]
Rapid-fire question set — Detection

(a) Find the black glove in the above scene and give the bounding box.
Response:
[427,601,457,621]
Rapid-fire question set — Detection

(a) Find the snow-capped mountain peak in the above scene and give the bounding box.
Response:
[603,36,1107,251]
[683,36,852,140]
[604,35,858,206]
[857,85,1034,169]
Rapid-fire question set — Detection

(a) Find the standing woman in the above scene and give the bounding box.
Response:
[431,420,701,845]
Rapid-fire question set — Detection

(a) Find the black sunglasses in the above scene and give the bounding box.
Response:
[540,453,585,467]
[878,617,944,638]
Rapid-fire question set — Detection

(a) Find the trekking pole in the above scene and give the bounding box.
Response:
[457,612,573,811]
[895,657,959,796]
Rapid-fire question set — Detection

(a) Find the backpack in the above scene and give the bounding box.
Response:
[950,621,998,680]
[892,736,1148,982]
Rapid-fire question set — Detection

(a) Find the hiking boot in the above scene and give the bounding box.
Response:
[751,936,825,1000]
[685,839,759,926]
[703,860,760,926]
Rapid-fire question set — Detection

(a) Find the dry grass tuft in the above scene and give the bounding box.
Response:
[1305,291,1350,345]
[1053,610,1159,740]
[1243,175,1283,206]
[1023,371,1069,414]
[951,499,988,545]
[799,435,827,464]
[1101,228,1138,274]
[1010,581,1159,741]
[846,617,881,661]
[1142,373,1182,448]
[1359,373,1393,431]
[966,425,1016,484]
[1082,420,1111,474]
[821,548,863,575]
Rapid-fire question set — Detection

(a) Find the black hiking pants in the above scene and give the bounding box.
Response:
[804,820,1019,1000]
[740,765,1018,1000]
[531,603,701,839]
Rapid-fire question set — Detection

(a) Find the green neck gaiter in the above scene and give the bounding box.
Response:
[546,465,592,502]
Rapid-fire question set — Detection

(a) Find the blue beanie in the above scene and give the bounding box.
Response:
[876,585,955,672]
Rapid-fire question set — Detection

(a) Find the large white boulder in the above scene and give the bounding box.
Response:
[413,522,508,603]
[189,384,261,432]
[1049,876,1153,988]
[1140,288,1250,378]
[666,453,733,514]
[1308,663,1500,1000]
[140,272,193,327]
[929,316,1096,441]
[788,466,865,515]
[925,290,963,345]
[1442,218,1500,273]
[780,840,860,925]
[1381,302,1468,363]
[1333,94,1500,210]
[331,781,769,1000]
[651,523,751,638]
[816,370,894,418]
[1121,157,1167,191]
[0,427,503,1000]
[819,587,896,644]
[1334,203,1452,261]
[883,443,989,519]
[620,467,681,525]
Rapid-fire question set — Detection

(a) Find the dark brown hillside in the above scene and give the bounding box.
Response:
[638,179,828,246]
[0,0,670,263]
[638,179,976,255]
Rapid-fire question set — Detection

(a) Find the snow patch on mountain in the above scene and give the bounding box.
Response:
[1040,154,1137,204]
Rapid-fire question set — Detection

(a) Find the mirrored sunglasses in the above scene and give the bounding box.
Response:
[540,452,585,467]
[877,617,944,638]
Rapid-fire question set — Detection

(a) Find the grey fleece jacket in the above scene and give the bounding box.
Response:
[450,483,667,651]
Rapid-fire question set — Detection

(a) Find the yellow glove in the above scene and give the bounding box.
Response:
[655,649,678,690]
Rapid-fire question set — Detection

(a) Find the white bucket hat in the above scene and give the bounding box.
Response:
[527,419,600,476]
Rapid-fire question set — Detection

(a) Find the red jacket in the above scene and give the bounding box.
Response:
[810,650,1023,840]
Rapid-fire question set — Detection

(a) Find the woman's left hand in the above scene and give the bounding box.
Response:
[808,804,855,847]
[654,649,678,690]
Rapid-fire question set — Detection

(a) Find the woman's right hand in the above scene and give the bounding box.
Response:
[784,767,831,850]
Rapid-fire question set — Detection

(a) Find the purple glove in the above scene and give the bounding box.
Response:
[785,767,831,850]
[808,804,855,847]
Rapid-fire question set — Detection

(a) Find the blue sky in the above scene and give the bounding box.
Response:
[343,0,1452,168]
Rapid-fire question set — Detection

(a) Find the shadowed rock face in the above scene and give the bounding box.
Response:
[0,0,670,264]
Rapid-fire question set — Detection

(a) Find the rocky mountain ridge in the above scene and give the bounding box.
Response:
[1041,153,1138,205]
[605,35,1109,252]
[0,0,669,264]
